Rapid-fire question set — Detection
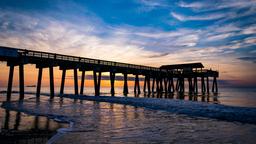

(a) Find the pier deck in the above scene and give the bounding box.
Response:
[0,46,219,101]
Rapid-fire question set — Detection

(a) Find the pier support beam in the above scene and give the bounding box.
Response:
[134,75,141,94]
[110,72,115,96]
[215,77,218,92]
[188,77,193,94]
[80,70,85,95]
[206,77,209,94]
[60,69,66,95]
[201,76,206,94]
[123,73,129,95]
[142,75,150,93]
[49,66,54,99]
[93,71,102,96]
[176,78,180,92]
[152,77,156,93]
[212,77,218,93]
[159,77,163,92]
[143,75,151,93]
[143,76,147,93]
[137,75,141,94]
[19,64,24,100]
[74,68,78,95]
[164,78,168,93]
[194,77,198,94]
[7,65,14,101]
[156,77,160,92]
[181,77,185,93]
[147,76,151,93]
[168,76,174,93]
[177,77,184,93]
[36,67,43,97]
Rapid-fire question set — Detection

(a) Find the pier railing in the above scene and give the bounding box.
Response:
[16,48,161,72]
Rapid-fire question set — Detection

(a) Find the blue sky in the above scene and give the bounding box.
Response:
[0,0,256,87]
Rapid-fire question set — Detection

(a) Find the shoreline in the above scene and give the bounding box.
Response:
[61,94,256,124]
[1,93,256,124]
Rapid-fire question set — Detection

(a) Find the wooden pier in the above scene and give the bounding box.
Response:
[0,46,219,101]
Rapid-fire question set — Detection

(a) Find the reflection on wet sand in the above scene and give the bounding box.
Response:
[0,107,68,144]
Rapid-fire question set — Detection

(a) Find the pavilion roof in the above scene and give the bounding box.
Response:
[160,63,204,69]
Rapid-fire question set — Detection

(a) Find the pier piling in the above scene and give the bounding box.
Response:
[147,76,151,93]
[19,64,24,100]
[93,71,102,96]
[201,76,206,94]
[194,77,198,94]
[164,78,168,93]
[134,75,141,94]
[152,77,156,93]
[49,66,54,99]
[168,76,174,93]
[212,77,218,93]
[60,69,66,95]
[181,77,185,93]
[143,76,147,93]
[7,65,14,101]
[176,78,180,91]
[123,73,129,95]
[159,77,163,92]
[206,76,209,94]
[36,67,43,97]
[80,70,85,95]
[74,68,78,95]
[110,72,115,96]
[188,77,193,94]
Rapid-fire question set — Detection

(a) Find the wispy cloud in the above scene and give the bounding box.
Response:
[178,0,256,11]
[238,57,256,63]
[241,25,256,35]
[173,34,199,47]
[171,12,229,21]
[111,26,200,48]
[197,23,256,44]
[178,1,205,9]
[136,0,167,7]
[205,33,234,41]
[135,0,169,11]
[175,0,256,28]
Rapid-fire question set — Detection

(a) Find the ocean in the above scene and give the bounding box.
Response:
[0,86,256,143]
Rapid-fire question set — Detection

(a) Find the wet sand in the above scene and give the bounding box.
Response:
[1,95,256,144]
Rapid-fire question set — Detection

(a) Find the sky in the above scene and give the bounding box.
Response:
[0,0,256,87]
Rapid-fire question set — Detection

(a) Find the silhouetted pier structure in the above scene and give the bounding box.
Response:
[160,63,218,94]
[0,46,218,101]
